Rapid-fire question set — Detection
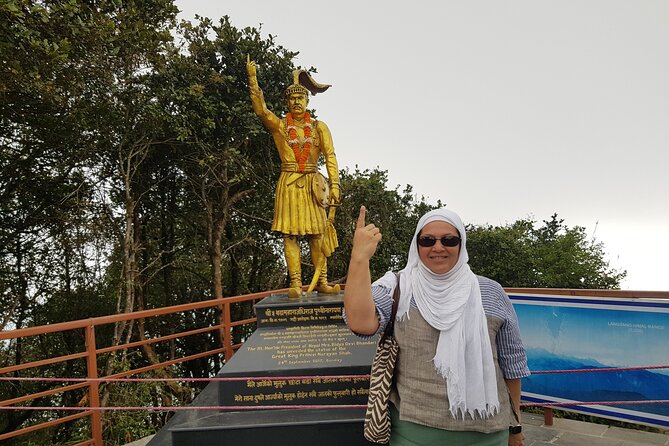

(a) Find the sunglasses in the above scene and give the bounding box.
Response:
[416,235,462,248]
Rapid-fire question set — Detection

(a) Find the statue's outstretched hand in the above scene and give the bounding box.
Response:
[351,206,382,262]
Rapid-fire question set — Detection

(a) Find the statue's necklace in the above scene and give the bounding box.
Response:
[286,112,312,173]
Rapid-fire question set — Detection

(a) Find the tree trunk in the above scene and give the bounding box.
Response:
[104,142,149,401]
[208,218,225,347]
[210,222,225,301]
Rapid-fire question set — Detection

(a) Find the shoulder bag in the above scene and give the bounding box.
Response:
[363,273,401,444]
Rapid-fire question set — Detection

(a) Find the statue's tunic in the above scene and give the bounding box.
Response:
[272,118,338,236]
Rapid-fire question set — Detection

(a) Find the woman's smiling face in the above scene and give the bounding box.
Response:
[417,221,461,274]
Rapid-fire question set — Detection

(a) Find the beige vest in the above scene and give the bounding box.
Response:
[389,307,515,432]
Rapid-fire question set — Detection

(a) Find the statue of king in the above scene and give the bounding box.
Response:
[247,56,341,298]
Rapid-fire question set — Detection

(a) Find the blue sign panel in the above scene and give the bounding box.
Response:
[509,293,669,428]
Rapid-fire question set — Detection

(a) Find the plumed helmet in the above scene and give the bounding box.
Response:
[284,69,331,98]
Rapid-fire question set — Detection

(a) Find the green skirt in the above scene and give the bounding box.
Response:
[390,405,509,446]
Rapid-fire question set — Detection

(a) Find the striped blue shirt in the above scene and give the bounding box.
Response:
[344,274,530,380]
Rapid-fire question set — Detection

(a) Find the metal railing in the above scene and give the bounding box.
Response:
[1,287,668,444]
[0,288,282,445]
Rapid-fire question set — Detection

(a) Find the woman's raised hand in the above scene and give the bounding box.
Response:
[351,206,382,262]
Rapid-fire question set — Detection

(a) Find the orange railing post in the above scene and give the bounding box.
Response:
[223,302,233,360]
[85,321,103,446]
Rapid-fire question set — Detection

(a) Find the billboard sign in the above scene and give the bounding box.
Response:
[509,292,669,428]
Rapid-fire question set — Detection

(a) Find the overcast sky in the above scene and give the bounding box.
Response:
[174,0,669,291]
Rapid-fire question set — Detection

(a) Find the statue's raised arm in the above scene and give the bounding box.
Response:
[246,55,281,131]
[246,57,340,299]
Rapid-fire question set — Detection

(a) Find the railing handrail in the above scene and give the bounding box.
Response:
[2,287,666,342]
[0,288,281,341]
[505,288,669,299]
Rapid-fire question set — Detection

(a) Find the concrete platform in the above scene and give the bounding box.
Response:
[522,412,669,446]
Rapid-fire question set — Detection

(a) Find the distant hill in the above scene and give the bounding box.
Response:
[525,348,669,416]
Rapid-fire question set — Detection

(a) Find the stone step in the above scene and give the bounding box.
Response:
[169,407,375,445]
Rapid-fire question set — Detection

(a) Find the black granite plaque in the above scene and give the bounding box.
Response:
[227,323,375,370]
[217,292,378,408]
[255,292,346,327]
[218,325,376,407]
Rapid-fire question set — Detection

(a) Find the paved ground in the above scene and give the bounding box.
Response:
[522,412,669,446]
[124,412,669,446]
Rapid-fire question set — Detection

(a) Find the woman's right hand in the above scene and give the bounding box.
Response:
[351,206,382,263]
[344,206,382,335]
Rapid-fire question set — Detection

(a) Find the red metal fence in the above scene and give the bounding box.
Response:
[0,289,278,444]
[1,287,668,444]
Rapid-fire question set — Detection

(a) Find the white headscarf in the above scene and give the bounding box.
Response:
[377,208,499,419]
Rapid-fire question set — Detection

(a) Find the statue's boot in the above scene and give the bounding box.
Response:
[315,258,340,294]
[288,272,303,299]
[284,236,302,299]
[308,236,339,294]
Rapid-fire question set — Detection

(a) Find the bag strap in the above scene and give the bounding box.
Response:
[380,272,401,343]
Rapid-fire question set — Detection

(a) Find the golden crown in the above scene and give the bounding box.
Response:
[284,83,309,97]
[284,69,331,98]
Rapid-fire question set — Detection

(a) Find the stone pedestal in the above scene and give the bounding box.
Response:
[153,292,378,446]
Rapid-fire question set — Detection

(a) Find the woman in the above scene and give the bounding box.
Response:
[344,206,529,446]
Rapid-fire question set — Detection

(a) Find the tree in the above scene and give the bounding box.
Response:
[0,0,105,332]
[467,214,626,288]
[1,0,181,441]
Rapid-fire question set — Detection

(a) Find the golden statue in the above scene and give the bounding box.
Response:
[247,56,341,298]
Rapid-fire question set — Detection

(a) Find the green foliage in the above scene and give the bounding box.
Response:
[467,214,626,288]
[101,361,164,445]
